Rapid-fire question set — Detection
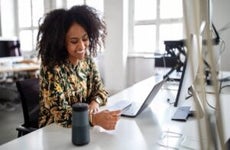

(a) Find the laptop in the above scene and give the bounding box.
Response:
[108,78,166,118]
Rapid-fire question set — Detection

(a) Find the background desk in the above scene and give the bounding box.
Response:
[0,61,40,82]
[0,76,229,150]
[0,63,40,73]
[0,61,40,110]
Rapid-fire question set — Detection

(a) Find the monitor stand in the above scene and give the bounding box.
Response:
[171,106,191,121]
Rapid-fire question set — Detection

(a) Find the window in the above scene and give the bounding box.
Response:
[17,0,182,54]
[130,0,184,54]
[17,0,44,52]
[16,0,103,53]
[66,0,104,13]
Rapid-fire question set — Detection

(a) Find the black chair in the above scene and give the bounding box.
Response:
[16,78,39,137]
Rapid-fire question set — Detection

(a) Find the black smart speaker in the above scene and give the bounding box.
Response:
[72,103,90,146]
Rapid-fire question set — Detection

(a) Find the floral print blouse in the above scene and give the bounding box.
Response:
[38,57,108,128]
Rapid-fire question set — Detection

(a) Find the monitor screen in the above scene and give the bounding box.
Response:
[0,38,23,63]
[0,38,21,58]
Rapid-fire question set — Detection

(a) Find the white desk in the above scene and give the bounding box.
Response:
[0,60,40,81]
[0,76,229,150]
[0,63,40,73]
[0,58,40,73]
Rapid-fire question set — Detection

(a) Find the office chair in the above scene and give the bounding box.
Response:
[16,78,39,137]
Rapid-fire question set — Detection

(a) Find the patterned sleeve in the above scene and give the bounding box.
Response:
[86,58,108,106]
[38,65,72,128]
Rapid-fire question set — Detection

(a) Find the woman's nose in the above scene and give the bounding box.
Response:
[79,40,86,50]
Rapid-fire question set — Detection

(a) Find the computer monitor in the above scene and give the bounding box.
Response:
[199,1,226,148]
[190,83,227,150]
[190,84,217,149]
[181,0,226,149]
[173,34,200,107]
[0,37,23,63]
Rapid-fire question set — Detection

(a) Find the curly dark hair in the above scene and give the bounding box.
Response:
[36,5,107,68]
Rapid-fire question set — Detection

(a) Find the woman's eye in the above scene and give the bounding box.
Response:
[82,35,89,41]
[83,38,88,42]
[70,40,78,44]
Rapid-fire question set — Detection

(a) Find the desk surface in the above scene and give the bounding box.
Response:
[0,76,229,150]
[0,63,40,73]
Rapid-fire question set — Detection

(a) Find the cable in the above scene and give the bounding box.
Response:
[220,84,230,91]
[187,84,217,110]
[219,79,230,93]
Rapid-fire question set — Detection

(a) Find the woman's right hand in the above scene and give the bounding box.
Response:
[92,110,121,130]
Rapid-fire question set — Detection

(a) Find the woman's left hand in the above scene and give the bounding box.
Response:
[89,100,100,114]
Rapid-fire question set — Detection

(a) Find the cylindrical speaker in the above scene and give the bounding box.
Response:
[72,103,90,146]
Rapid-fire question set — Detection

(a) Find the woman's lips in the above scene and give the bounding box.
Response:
[76,50,84,54]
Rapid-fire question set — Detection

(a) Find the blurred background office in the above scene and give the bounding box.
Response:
[0,0,230,145]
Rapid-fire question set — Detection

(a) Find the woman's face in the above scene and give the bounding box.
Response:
[65,23,89,64]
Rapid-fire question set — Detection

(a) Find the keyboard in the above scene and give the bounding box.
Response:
[107,100,132,111]
[121,103,138,114]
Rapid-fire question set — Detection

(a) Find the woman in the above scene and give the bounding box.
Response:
[36,5,121,130]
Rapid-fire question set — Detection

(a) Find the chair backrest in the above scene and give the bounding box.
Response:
[16,78,39,128]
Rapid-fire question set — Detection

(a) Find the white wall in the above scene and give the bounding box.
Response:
[103,0,157,95]
[212,0,230,71]
[103,0,129,94]
[127,56,155,87]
